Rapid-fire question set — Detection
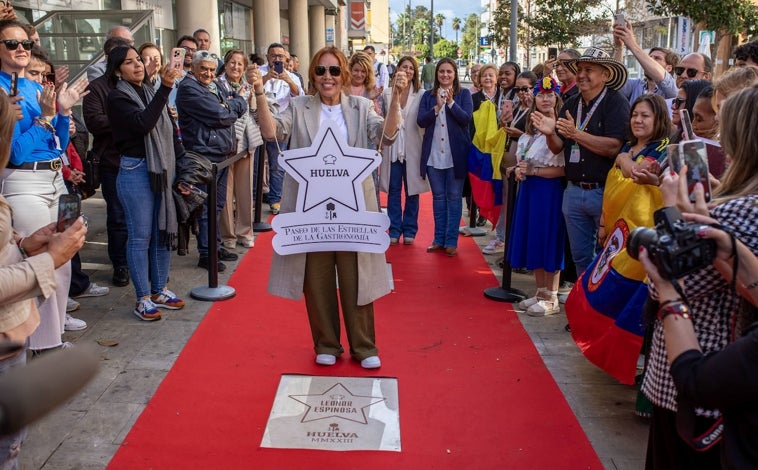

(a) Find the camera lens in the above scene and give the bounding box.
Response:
[626,227,658,260]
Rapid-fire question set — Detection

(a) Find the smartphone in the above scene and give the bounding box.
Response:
[680,108,694,141]
[169,47,186,71]
[9,71,17,97]
[680,140,711,202]
[548,47,558,60]
[614,12,626,27]
[56,194,81,232]
[666,143,681,173]
[273,60,284,74]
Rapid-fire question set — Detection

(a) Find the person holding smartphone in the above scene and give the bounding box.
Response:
[641,85,758,468]
[259,43,304,215]
[0,20,89,355]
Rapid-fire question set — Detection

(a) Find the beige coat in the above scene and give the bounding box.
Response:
[379,87,429,196]
[267,93,394,305]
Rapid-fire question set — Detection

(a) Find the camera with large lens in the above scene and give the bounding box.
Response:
[627,206,716,279]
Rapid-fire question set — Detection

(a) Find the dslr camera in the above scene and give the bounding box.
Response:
[627,206,716,279]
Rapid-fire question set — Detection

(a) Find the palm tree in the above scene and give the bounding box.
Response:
[435,13,445,40]
[452,17,461,45]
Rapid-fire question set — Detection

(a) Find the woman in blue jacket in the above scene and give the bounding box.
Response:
[417,58,473,256]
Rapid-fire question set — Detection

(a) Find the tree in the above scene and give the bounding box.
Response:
[435,13,446,39]
[488,0,525,51]
[434,38,458,59]
[525,0,608,48]
[460,13,480,63]
[452,17,461,45]
[648,0,758,45]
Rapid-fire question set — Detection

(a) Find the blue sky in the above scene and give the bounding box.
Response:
[388,0,483,42]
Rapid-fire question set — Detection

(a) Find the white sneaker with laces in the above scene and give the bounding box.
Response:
[72,282,110,298]
[482,240,505,255]
[66,297,80,313]
[64,314,87,331]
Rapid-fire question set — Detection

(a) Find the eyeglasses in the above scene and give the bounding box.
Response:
[674,67,703,78]
[1,39,34,51]
[315,65,342,77]
[182,46,197,53]
[672,97,686,109]
[515,86,532,93]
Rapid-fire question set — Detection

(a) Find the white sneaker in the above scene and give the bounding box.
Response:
[66,297,80,313]
[558,293,569,304]
[239,238,254,248]
[72,282,110,298]
[360,356,382,369]
[222,239,237,250]
[316,354,336,366]
[64,314,87,331]
[558,281,574,295]
[482,240,505,255]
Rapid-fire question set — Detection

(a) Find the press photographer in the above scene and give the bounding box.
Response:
[638,211,758,469]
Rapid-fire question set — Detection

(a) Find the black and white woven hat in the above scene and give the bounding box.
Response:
[565,47,628,91]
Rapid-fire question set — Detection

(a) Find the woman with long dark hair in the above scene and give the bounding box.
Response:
[417,58,473,257]
[105,46,186,321]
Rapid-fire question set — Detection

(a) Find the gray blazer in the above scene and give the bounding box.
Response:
[267,93,394,305]
[379,87,429,196]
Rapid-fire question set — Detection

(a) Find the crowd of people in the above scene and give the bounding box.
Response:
[2,0,758,465]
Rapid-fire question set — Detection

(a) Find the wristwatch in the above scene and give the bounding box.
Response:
[658,301,691,321]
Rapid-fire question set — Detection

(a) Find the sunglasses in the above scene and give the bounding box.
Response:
[43,72,56,83]
[315,65,341,77]
[1,39,34,51]
[672,97,686,109]
[515,86,532,93]
[674,67,702,78]
[197,51,218,60]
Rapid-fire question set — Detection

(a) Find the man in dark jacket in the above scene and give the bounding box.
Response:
[82,36,132,287]
[176,50,248,271]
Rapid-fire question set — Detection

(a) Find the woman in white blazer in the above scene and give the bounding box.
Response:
[379,56,429,245]
[257,47,407,369]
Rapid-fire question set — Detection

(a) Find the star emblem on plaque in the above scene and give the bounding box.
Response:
[271,121,390,255]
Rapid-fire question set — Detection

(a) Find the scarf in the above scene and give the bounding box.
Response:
[116,79,178,248]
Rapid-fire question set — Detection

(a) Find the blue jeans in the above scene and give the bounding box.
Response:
[197,166,229,256]
[387,160,419,240]
[116,156,171,299]
[100,165,128,270]
[562,182,603,275]
[426,166,464,248]
[265,140,286,205]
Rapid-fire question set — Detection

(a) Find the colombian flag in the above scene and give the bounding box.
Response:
[468,101,506,226]
[565,167,664,385]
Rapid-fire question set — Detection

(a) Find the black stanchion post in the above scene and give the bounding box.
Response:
[191,155,247,301]
[483,172,527,302]
[460,190,486,237]
[253,145,272,232]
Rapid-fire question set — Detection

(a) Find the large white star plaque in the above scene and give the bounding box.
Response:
[271,121,390,255]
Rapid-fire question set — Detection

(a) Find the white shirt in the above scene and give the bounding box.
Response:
[259,64,305,112]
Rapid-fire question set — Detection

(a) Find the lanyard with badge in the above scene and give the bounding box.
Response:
[569,87,607,163]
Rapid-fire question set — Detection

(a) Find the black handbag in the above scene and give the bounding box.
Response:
[79,150,101,199]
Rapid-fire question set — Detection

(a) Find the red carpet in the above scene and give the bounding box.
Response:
[108,194,602,469]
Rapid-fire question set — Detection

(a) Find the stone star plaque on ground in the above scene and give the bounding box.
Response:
[271,121,390,255]
[261,375,401,451]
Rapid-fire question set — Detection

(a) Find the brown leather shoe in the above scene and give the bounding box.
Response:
[427,244,444,252]
[445,247,457,257]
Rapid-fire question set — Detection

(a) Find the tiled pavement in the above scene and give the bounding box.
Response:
[18,192,649,469]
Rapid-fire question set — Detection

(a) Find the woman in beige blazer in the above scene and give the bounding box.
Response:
[256,46,407,369]
[379,56,429,245]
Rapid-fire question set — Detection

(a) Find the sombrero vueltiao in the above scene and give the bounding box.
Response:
[565,47,628,91]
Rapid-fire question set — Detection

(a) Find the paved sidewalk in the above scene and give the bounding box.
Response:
[20,195,648,469]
